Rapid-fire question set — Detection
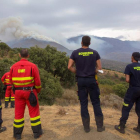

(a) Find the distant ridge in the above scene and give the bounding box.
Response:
[6,38,72,55]
[68,35,140,62]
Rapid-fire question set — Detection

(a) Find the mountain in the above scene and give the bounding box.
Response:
[68,35,140,62]
[6,38,72,55]
[6,35,140,63]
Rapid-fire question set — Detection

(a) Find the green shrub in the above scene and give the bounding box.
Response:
[99,79,115,85]
[113,84,127,98]
[114,73,118,78]
[38,69,63,105]
[120,76,125,81]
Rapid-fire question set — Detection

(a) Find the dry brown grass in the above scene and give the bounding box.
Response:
[57,107,67,116]
[55,89,79,106]
[100,94,123,109]
[102,69,125,78]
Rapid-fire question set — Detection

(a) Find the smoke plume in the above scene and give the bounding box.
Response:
[0,17,56,42]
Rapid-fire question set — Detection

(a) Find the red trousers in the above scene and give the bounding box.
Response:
[14,89,40,119]
[5,86,15,102]
[13,89,42,136]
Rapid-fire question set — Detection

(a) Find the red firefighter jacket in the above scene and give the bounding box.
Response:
[9,59,41,93]
[1,72,11,85]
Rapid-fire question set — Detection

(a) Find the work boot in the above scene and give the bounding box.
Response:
[0,124,6,133]
[14,134,21,140]
[11,101,15,108]
[34,129,43,139]
[5,101,8,108]
[114,122,125,134]
[82,117,90,133]
[95,116,105,132]
[133,125,140,133]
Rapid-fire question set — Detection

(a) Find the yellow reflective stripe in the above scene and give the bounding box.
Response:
[13,123,24,128]
[14,118,24,122]
[13,80,34,86]
[95,75,98,80]
[12,77,34,81]
[11,97,15,99]
[30,116,40,121]
[31,121,41,126]
[99,95,101,98]
[5,79,10,81]
[11,99,15,101]
[0,105,2,108]
[35,85,41,89]
[5,97,10,99]
[123,102,129,107]
[2,81,5,83]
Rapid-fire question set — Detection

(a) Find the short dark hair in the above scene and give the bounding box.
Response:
[82,36,91,46]
[20,49,29,58]
[132,52,140,61]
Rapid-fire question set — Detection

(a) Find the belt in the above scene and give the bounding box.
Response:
[7,84,12,86]
[14,86,35,90]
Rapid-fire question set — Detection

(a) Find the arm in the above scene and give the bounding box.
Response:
[1,74,6,84]
[34,65,41,93]
[68,59,76,73]
[125,74,130,83]
[9,68,13,85]
[96,59,102,73]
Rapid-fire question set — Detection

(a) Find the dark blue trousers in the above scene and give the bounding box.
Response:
[77,77,103,118]
[120,87,140,125]
[0,100,3,125]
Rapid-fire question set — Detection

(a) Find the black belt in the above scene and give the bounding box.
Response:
[15,86,35,90]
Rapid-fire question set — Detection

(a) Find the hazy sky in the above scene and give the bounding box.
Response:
[0,0,140,41]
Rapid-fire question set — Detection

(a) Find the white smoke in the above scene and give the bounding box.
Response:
[0,17,56,42]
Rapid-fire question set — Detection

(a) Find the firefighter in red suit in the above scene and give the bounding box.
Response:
[1,71,15,108]
[9,49,43,140]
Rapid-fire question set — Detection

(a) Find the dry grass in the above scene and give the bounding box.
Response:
[57,107,67,116]
[102,69,125,78]
[100,94,123,110]
[55,89,79,106]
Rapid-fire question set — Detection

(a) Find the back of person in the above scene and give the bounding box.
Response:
[1,71,14,108]
[1,72,11,85]
[115,52,140,134]
[71,48,100,77]
[68,36,105,133]
[126,63,140,87]
[10,49,42,140]
[11,60,36,88]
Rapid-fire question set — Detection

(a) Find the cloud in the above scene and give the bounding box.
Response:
[0,0,140,41]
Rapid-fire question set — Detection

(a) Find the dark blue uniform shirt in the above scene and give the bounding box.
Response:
[70,48,100,77]
[124,62,140,87]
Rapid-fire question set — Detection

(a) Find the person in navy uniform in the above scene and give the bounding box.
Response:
[115,52,140,134]
[68,36,105,133]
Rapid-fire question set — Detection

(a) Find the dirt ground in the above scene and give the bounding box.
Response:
[0,104,140,140]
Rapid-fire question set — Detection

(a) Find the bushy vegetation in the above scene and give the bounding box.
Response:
[98,70,128,98]
[0,42,129,106]
[113,84,127,98]
[0,42,75,105]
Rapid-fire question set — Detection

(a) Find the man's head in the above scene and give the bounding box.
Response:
[19,49,29,58]
[81,36,91,47]
[131,52,140,62]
